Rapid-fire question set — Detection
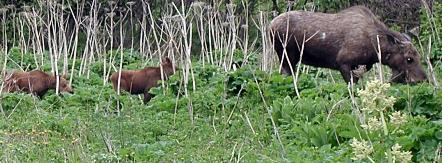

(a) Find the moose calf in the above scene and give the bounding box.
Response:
[110,57,176,103]
[1,70,73,98]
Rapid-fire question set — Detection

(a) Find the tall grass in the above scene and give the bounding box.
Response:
[419,0,440,87]
[0,1,441,162]
[0,1,439,100]
[0,0,439,123]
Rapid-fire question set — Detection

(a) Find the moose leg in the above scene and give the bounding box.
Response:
[285,50,301,75]
[274,40,300,75]
[114,79,128,93]
[366,64,373,71]
[37,93,44,99]
[143,92,153,103]
[339,64,359,84]
[274,40,289,74]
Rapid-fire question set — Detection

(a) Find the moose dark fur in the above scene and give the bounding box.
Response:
[270,5,427,84]
[110,57,175,103]
[1,70,73,98]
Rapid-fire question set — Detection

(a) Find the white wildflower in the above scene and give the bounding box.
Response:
[350,138,373,160]
[389,111,408,126]
[388,144,413,163]
[358,79,396,113]
[361,117,382,131]
[383,96,396,109]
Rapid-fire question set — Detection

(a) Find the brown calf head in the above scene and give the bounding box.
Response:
[384,33,427,84]
[161,57,176,77]
[50,74,74,93]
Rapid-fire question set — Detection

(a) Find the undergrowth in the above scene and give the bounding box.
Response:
[0,51,441,162]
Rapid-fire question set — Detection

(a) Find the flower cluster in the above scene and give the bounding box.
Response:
[358,79,396,113]
[389,144,413,162]
[361,117,382,131]
[350,138,374,161]
[389,111,408,126]
[353,79,413,161]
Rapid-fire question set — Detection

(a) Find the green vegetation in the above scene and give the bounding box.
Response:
[0,0,441,162]
[1,49,441,162]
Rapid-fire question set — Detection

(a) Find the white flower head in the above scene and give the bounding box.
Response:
[361,117,382,131]
[389,111,408,126]
[350,138,373,160]
[388,143,413,162]
[358,79,396,113]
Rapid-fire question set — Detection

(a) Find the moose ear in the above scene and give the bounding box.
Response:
[387,32,412,46]
[401,33,411,42]
[386,33,401,45]
[408,27,420,38]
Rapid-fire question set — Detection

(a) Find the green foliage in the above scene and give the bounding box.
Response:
[0,1,441,161]
[6,47,37,70]
[2,53,441,162]
[390,83,442,120]
[105,49,144,69]
[313,0,351,12]
[141,61,442,161]
[420,2,442,62]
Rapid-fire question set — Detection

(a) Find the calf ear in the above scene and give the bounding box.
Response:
[164,57,171,64]
[57,72,69,80]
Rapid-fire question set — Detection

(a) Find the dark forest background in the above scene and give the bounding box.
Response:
[0,0,437,50]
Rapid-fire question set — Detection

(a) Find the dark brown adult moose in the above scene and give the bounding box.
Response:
[270,5,427,84]
[1,70,73,98]
[110,57,176,103]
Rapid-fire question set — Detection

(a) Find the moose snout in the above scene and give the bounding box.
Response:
[406,73,427,84]
[64,87,74,94]
[415,76,428,84]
